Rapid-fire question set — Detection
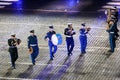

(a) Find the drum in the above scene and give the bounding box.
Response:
[51,34,62,45]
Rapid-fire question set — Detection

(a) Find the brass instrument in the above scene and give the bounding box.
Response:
[29,47,33,54]
[16,39,21,45]
[106,8,112,23]
[13,38,21,45]
[106,23,110,30]
[86,27,91,32]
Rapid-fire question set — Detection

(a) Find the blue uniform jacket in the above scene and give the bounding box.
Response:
[80,28,88,35]
[44,31,56,41]
[28,35,38,49]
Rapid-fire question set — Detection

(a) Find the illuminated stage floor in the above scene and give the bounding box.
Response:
[0,13,120,80]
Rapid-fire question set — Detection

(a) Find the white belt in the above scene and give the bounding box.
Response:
[110,32,114,34]
[9,46,16,48]
[30,44,37,46]
[66,36,72,37]
[80,34,86,36]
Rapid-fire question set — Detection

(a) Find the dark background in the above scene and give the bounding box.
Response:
[0,0,112,12]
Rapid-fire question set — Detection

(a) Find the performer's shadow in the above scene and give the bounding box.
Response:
[3,67,13,77]
[50,56,72,80]
[104,52,112,59]
[35,60,53,79]
[115,65,120,78]
[100,52,114,76]
[74,55,86,75]
[17,64,33,78]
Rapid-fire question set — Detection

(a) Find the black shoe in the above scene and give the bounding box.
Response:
[13,67,16,69]
[50,58,53,60]
[53,55,54,57]
[33,62,35,65]
[83,51,86,53]
[80,54,84,57]
[52,53,54,58]
[68,52,71,56]
[68,54,70,56]
[11,66,16,69]
[70,53,73,55]
[108,50,114,53]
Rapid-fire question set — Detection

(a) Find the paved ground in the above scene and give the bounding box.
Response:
[0,12,120,80]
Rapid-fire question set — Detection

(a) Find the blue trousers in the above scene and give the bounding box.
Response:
[109,34,116,52]
[48,41,57,59]
[66,37,74,55]
[30,46,39,64]
[80,35,87,54]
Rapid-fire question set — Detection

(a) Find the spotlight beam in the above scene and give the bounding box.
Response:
[107,2,120,6]
[102,5,120,9]
[0,6,5,8]
[112,0,120,1]
[0,2,12,5]
[0,0,18,2]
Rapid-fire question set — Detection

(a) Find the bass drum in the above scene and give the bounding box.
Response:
[51,34,62,45]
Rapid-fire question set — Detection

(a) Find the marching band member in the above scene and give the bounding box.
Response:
[111,7,119,23]
[64,23,76,56]
[27,30,39,65]
[106,19,116,53]
[44,26,57,60]
[8,34,20,69]
[111,7,119,39]
[79,23,90,56]
[110,14,119,39]
[105,6,119,39]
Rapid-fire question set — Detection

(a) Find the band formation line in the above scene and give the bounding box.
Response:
[8,6,119,69]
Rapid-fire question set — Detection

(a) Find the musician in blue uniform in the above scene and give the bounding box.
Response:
[64,23,76,56]
[44,26,57,60]
[106,7,119,39]
[79,23,90,56]
[28,30,39,65]
[106,20,116,53]
[8,34,18,69]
